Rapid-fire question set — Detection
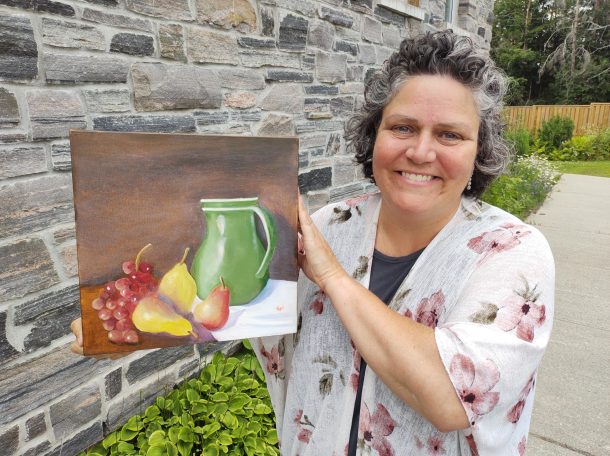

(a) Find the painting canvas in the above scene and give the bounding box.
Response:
[70,130,299,355]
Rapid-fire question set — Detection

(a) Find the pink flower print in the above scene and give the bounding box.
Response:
[404,308,413,319]
[294,409,315,444]
[449,354,500,423]
[350,340,362,393]
[468,223,531,265]
[518,436,527,455]
[496,294,545,342]
[465,434,479,456]
[507,373,536,423]
[358,403,396,456]
[413,290,445,328]
[260,340,285,380]
[345,194,370,208]
[415,435,447,454]
[309,289,326,315]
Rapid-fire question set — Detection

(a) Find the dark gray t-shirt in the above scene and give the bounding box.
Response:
[347,247,424,456]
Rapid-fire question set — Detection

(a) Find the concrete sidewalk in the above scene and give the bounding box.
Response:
[526,174,610,455]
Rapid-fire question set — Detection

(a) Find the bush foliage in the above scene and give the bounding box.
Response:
[82,342,279,456]
[538,115,575,149]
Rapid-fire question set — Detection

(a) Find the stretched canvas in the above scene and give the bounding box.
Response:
[70,130,299,355]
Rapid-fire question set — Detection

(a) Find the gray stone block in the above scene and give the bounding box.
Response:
[104,368,122,400]
[196,0,256,32]
[340,81,365,94]
[22,296,79,351]
[304,85,338,95]
[0,131,27,143]
[0,15,38,80]
[316,51,347,83]
[82,8,153,32]
[300,133,328,149]
[187,27,239,64]
[0,425,18,455]
[261,6,274,37]
[82,0,118,6]
[334,39,358,56]
[0,238,59,301]
[301,53,316,71]
[0,0,76,16]
[82,88,130,113]
[25,412,46,440]
[333,156,356,185]
[382,24,401,48]
[295,119,343,133]
[374,5,406,26]
[110,32,154,56]
[0,145,47,179]
[178,358,200,378]
[52,224,74,244]
[41,17,105,50]
[326,132,342,155]
[346,65,364,81]
[50,142,71,171]
[237,37,275,49]
[131,63,222,112]
[257,113,295,137]
[159,23,186,61]
[219,68,265,89]
[0,345,111,426]
[304,97,330,113]
[330,182,365,201]
[299,167,332,192]
[278,13,308,51]
[93,114,196,133]
[349,0,373,13]
[375,45,394,65]
[274,0,316,17]
[26,89,86,140]
[44,54,130,83]
[0,88,19,126]
[239,50,300,68]
[0,312,19,366]
[47,422,102,456]
[194,111,229,125]
[126,345,194,384]
[261,84,304,113]
[330,96,354,116]
[230,109,261,122]
[299,150,309,167]
[50,384,101,440]
[0,174,73,239]
[308,19,334,51]
[105,374,174,430]
[266,70,313,83]
[22,441,51,456]
[125,0,192,20]
[358,43,376,64]
[318,6,353,27]
[362,16,382,43]
[224,91,256,109]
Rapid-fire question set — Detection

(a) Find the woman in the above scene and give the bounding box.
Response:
[72,31,554,455]
[254,31,554,455]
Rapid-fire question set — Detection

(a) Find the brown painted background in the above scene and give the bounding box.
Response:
[70,130,298,354]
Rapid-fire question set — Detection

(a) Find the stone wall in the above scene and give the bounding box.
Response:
[0,0,494,454]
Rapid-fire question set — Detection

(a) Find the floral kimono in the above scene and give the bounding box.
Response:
[252,192,554,455]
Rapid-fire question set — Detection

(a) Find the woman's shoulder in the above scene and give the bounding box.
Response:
[310,191,380,226]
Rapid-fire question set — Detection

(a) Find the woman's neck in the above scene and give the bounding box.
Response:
[375,199,460,257]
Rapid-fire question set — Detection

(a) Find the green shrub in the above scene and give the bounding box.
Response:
[548,129,610,161]
[591,128,610,160]
[505,127,532,157]
[482,155,560,219]
[538,116,575,149]
[82,342,278,456]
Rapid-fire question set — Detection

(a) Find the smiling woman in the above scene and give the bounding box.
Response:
[251,31,555,456]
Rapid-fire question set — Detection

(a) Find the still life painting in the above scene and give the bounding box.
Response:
[70,130,299,355]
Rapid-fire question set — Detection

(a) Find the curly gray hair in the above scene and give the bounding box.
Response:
[345,30,511,198]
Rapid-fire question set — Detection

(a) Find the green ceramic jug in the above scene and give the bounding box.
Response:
[191,197,277,306]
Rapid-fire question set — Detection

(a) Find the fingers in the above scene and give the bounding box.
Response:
[70,317,83,345]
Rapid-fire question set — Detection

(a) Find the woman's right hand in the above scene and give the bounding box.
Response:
[69,318,127,360]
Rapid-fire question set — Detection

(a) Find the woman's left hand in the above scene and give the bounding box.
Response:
[297,195,349,292]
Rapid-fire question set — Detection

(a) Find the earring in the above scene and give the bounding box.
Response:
[466,177,472,191]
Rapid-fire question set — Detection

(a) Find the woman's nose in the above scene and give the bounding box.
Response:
[405,133,436,163]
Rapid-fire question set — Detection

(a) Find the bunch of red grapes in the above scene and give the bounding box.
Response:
[91,246,158,344]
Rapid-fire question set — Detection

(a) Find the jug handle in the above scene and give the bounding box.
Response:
[252,206,277,279]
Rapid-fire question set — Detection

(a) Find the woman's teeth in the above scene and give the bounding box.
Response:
[401,172,433,182]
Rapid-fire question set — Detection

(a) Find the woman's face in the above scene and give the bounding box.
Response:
[372,74,480,222]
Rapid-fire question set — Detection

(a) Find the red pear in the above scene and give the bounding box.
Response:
[193,277,230,330]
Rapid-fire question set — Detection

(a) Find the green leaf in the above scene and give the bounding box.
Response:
[102,433,119,449]
[246,421,261,434]
[186,388,200,402]
[242,339,253,351]
[146,445,165,456]
[178,426,194,443]
[221,411,239,429]
[253,403,272,415]
[190,403,208,415]
[217,431,233,446]
[216,376,234,389]
[168,426,180,444]
[264,429,278,445]
[125,415,144,432]
[201,422,221,439]
[116,442,135,453]
[203,443,220,456]
[228,393,251,412]
[145,405,161,420]
[120,426,139,442]
[211,391,229,402]
[155,397,166,410]
[212,402,228,415]
[177,441,193,456]
[148,430,166,446]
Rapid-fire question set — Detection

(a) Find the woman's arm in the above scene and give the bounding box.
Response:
[298,197,469,432]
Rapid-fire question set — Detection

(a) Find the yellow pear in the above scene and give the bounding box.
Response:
[158,247,197,313]
[132,295,193,336]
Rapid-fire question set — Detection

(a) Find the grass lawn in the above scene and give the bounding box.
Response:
[554,161,610,178]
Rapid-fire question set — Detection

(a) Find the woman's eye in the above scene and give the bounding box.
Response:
[440,131,462,141]
[392,125,413,135]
